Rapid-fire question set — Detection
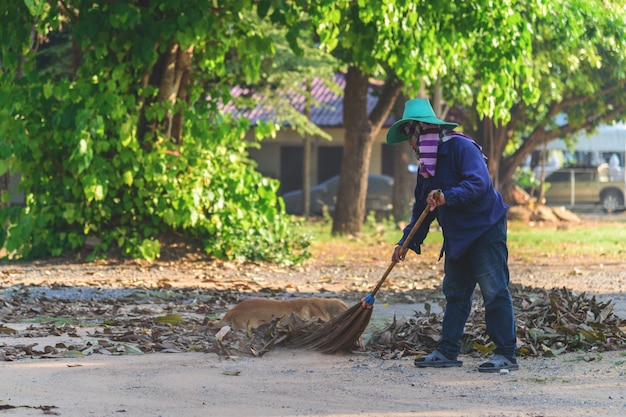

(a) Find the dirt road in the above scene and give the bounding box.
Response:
[1,214,626,416]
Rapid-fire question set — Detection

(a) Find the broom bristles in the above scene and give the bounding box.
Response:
[295,302,373,354]
[296,205,432,354]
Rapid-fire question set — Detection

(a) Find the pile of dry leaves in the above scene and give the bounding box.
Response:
[367,284,626,359]
[1,283,625,361]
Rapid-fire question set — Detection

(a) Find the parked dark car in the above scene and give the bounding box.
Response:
[543,163,625,212]
[281,174,394,216]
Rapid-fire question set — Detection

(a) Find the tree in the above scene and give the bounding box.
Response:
[431,0,626,202]
[0,1,314,263]
[497,0,626,201]
[306,1,538,234]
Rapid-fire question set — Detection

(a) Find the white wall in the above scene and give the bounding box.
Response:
[547,124,626,152]
[246,126,391,184]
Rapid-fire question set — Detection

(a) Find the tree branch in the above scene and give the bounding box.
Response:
[368,72,403,133]
[51,0,80,22]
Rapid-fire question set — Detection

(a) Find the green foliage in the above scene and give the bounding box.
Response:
[309,0,539,123]
[158,113,311,265]
[513,167,541,191]
[1,76,311,263]
[4,0,622,264]
[496,0,626,190]
[0,1,311,264]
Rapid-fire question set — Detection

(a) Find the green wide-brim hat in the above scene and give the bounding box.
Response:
[386,98,458,144]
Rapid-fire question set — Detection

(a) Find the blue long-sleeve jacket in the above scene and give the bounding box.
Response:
[398,133,508,260]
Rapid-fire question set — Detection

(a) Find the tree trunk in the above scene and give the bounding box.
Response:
[302,79,312,217]
[302,134,311,216]
[391,94,414,221]
[495,120,555,205]
[332,67,371,234]
[160,43,193,143]
[476,116,500,184]
[332,67,402,235]
[170,48,193,144]
[136,41,193,146]
[473,116,514,193]
[0,172,9,208]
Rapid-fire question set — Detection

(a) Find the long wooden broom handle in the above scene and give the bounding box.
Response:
[369,191,439,297]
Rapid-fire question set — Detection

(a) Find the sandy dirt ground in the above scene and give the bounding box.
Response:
[1,214,626,417]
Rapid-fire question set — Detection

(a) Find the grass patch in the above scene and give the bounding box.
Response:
[298,212,443,246]
[295,213,626,259]
[508,221,626,257]
[24,317,81,326]
[23,317,104,327]
[525,376,571,384]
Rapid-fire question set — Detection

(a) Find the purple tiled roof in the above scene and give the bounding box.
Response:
[221,72,395,128]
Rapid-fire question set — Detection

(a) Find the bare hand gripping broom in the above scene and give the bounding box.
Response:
[296,200,434,354]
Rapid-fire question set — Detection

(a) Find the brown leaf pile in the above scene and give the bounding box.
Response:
[366,284,626,359]
[1,284,625,361]
[0,285,312,361]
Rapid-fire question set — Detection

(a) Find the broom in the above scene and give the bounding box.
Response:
[296,200,434,354]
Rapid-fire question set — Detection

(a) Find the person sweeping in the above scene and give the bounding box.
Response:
[386,98,518,373]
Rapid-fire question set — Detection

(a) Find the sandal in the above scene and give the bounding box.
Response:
[478,354,519,373]
[414,350,463,368]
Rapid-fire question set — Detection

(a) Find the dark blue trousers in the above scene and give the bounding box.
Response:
[438,215,517,359]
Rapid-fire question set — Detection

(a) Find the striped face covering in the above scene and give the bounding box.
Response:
[403,122,488,180]
[404,122,439,178]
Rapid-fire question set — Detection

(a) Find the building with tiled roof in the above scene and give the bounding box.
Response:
[223,72,397,194]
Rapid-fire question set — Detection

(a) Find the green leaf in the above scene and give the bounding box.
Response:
[0,159,9,176]
[122,170,134,186]
[222,369,241,376]
[116,343,144,355]
[64,350,86,358]
[154,314,184,325]
[0,326,17,334]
